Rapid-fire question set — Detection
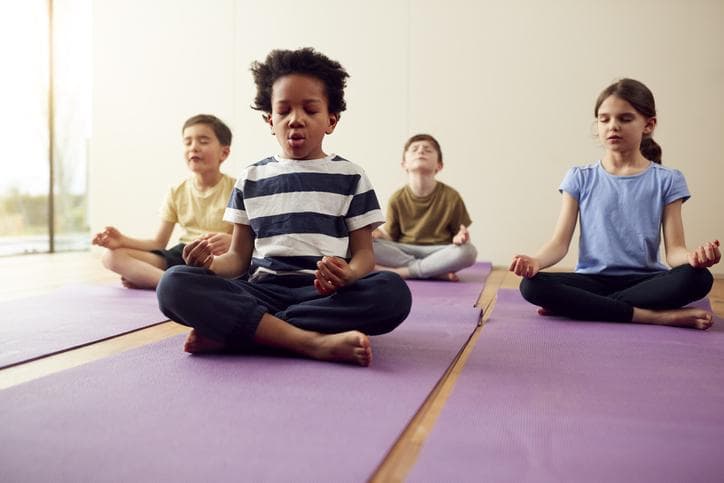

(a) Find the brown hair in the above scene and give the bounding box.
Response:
[403,134,443,165]
[182,114,232,147]
[595,78,661,164]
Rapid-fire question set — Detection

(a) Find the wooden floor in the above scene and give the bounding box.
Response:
[1,252,722,481]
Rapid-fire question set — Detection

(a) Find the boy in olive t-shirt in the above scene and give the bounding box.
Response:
[373,134,477,281]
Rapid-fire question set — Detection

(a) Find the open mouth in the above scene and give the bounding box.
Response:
[288,133,305,147]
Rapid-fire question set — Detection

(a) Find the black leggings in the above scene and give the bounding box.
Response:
[519,264,713,322]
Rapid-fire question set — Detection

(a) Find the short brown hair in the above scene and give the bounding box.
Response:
[403,134,443,164]
[182,114,232,146]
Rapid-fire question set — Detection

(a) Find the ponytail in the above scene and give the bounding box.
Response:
[640,136,662,164]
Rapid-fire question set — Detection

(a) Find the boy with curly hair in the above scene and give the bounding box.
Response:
[157,48,411,366]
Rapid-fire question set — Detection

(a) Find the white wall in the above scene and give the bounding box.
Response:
[91,0,724,274]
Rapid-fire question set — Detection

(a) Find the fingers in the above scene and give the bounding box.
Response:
[509,255,538,277]
[205,233,231,255]
[183,240,212,267]
[315,257,348,293]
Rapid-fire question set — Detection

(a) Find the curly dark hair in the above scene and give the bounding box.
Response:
[251,48,349,117]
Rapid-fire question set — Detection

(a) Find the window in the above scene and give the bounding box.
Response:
[0,0,91,256]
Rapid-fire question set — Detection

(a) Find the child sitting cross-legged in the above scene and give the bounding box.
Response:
[92,114,235,289]
[156,48,412,366]
[373,134,478,281]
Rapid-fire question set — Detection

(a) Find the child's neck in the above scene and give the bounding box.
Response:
[602,150,650,175]
[407,173,438,197]
[193,171,223,191]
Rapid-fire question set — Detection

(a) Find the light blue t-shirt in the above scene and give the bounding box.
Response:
[560,161,690,275]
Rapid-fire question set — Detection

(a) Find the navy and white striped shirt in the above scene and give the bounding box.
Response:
[224,154,384,279]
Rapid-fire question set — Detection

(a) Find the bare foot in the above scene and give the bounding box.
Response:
[433,272,460,282]
[633,307,714,330]
[304,331,372,366]
[184,329,227,353]
[120,276,154,290]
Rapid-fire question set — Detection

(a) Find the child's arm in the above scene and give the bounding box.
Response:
[182,224,253,278]
[452,225,470,245]
[314,226,375,295]
[91,222,175,251]
[510,193,578,278]
[662,200,721,268]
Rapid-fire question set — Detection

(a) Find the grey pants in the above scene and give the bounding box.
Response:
[373,239,478,279]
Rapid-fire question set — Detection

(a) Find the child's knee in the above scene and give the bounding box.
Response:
[679,265,714,299]
[101,248,123,271]
[372,272,412,319]
[156,265,199,311]
[457,242,478,266]
[519,275,546,305]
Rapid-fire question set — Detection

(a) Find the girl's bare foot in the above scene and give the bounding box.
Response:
[184,329,227,353]
[304,331,372,366]
[633,307,714,330]
[537,307,557,316]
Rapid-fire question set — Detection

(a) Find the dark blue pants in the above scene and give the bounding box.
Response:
[519,264,713,322]
[157,266,412,347]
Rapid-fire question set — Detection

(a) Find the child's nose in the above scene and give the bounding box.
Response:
[288,109,306,125]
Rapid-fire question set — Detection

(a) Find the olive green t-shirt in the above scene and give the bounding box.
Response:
[383,182,472,245]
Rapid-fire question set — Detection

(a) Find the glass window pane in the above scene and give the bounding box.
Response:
[54,0,91,252]
[0,2,50,255]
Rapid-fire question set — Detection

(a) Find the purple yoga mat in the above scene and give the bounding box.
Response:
[0,285,167,368]
[409,288,724,483]
[0,265,490,482]
[405,262,491,305]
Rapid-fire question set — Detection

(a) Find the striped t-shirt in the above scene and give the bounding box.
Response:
[223,154,384,280]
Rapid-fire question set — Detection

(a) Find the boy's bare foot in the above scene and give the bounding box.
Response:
[633,307,714,330]
[304,331,372,366]
[184,329,227,353]
[433,272,460,282]
[120,276,154,290]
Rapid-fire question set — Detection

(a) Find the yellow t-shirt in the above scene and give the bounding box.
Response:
[383,182,472,245]
[160,174,236,244]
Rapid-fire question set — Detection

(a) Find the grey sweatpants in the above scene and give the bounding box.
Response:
[373,239,478,279]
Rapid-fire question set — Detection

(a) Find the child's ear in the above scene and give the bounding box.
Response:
[325,113,339,135]
[435,161,443,173]
[264,113,274,134]
[220,146,230,162]
[644,116,657,135]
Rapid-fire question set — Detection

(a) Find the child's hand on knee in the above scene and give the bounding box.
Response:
[183,239,214,269]
[452,225,470,245]
[314,256,353,295]
[510,255,540,278]
[688,239,721,268]
[92,226,123,249]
